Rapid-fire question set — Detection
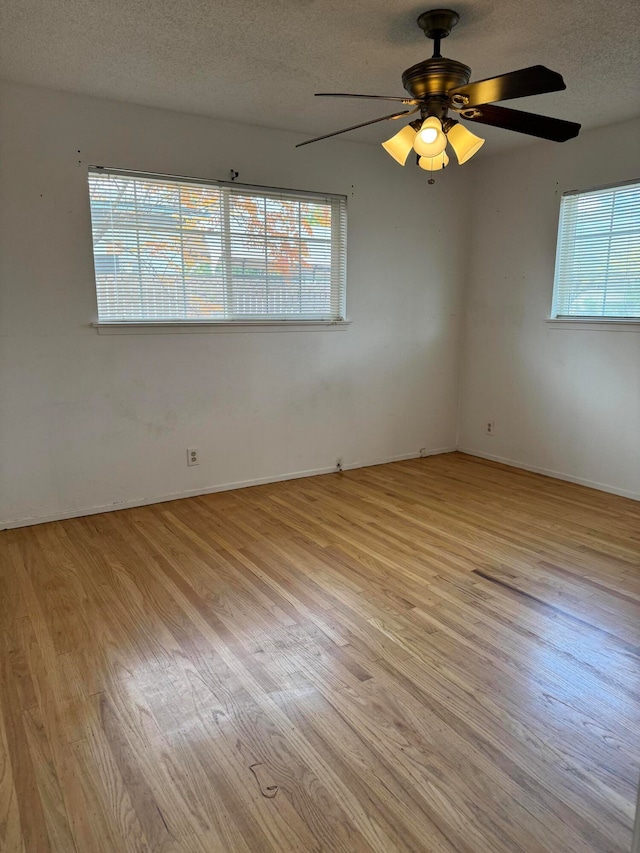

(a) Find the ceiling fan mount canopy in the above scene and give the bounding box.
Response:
[416,8,460,40]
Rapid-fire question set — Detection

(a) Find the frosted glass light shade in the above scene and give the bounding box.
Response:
[418,151,450,171]
[381,125,417,165]
[447,122,485,164]
[413,117,447,157]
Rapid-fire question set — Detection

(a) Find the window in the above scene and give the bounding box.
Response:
[552,179,640,319]
[88,168,347,324]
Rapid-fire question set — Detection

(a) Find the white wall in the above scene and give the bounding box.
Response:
[0,81,469,527]
[458,116,640,500]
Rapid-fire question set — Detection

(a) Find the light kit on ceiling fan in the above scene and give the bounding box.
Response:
[412,116,448,158]
[381,124,418,165]
[296,8,581,181]
[446,121,485,164]
[418,151,449,171]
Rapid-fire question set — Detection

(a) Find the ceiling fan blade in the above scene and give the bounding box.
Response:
[295,110,412,148]
[315,93,419,104]
[449,65,566,107]
[460,104,580,141]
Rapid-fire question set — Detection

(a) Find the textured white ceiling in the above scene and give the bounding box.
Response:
[1,0,639,155]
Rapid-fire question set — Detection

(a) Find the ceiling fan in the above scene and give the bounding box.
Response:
[296,9,581,180]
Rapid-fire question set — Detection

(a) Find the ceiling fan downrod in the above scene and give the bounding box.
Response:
[402,10,471,104]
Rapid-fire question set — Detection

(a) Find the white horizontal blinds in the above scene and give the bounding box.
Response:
[88,168,346,322]
[553,180,640,318]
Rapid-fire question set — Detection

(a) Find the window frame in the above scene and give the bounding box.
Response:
[550,177,640,327]
[88,167,349,333]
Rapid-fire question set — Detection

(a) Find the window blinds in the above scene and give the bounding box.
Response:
[88,168,347,323]
[552,180,640,319]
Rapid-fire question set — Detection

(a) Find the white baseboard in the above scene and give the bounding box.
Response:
[458,447,640,502]
[1,446,457,530]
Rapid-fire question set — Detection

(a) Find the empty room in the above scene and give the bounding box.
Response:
[1,0,639,851]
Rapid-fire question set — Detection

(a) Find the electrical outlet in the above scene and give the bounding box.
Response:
[187,447,200,466]
[486,421,495,436]
[419,447,428,458]
[336,457,343,472]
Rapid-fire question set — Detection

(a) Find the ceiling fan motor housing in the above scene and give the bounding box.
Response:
[402,57,471,101]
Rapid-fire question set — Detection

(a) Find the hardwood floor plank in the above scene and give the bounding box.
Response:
[473,569,640,649]
[270,670,458,853]
[0,631,51,852]
[0,669,26,853]
[374,653,632,850]
[96,692,176,853]
[101,675,227,847]
[22,705,77,853]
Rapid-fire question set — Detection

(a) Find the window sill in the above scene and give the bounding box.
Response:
[92,319,352,335]
[546,318,640,331]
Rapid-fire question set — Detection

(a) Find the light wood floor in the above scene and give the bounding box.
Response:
[1,453,639,852]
